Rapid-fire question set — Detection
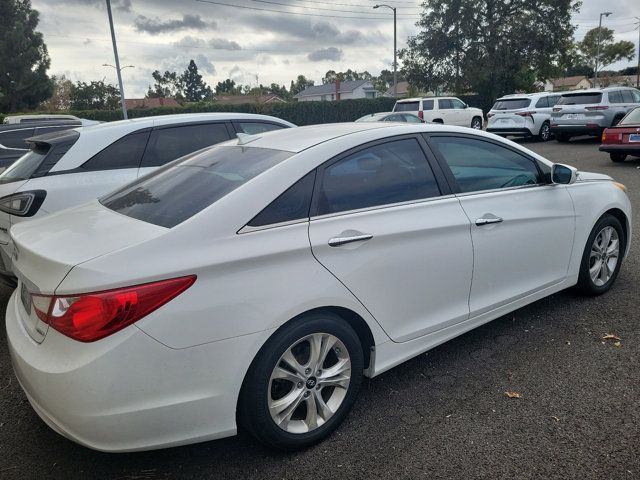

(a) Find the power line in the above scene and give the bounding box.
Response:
[246,0,420,15]
[286,0,422,8]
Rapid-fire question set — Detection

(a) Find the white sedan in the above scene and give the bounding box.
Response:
[7,123,631,452]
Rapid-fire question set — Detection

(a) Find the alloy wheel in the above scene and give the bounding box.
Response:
[540,124,550,141]
[268,333,351,434]
[589,226,619,287]
[471,117,482,129]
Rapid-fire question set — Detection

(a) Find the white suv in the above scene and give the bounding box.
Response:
[486,92,561,141]
[393,97,484,129]
[0,112,294,285]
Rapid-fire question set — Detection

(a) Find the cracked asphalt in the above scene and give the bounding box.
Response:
[0,137,638,480]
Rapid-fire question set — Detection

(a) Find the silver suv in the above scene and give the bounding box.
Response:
[550,87,640,142]
[486,92,561,141]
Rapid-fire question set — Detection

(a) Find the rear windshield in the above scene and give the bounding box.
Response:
[620,107,640,125]
[0,145,50,184]
[102,146,293,228]
[492,99,531,110]
[557,93,603,105]
[394,101,419,112]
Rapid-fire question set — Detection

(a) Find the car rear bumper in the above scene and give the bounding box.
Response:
[486,127,533,136]
[7,290,272,452]
[598,144,640,155]
[550,124,603,136]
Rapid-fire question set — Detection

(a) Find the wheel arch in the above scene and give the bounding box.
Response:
[603,207,630,255]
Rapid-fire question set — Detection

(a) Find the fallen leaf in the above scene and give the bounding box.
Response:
[603,334,621,341]
[505,391,522,399]
[566,341,571,346]
[614,341,621,348]
[551,416,560,422]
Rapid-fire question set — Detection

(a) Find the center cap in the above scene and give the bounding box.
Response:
[306,377,317,389]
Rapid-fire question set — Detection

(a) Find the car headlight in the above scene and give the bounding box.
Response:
[0,190,46,217]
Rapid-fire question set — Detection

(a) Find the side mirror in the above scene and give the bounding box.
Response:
[551,164,577,184]
[463,103,468,109]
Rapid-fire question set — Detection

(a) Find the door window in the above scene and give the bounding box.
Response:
[141,123,230,168]
[315,138,441,215]
[451,99,466,109]
[235,122,286,135]
[422,99,434,110]
[430,136,542,193]
[535,97,549,108]
[385,114,406,122]
[404,114,423,123]
[631,90,640,102]
[438,99,453,109]
[81,130,150,171]
[621,90,635,103]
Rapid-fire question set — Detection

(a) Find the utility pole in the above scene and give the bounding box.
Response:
[636,17,639,87]
[106,0,128,119]
[374,4,397,97]
[594,11,612,88]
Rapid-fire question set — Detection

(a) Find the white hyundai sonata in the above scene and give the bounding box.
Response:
[6,123,631,452]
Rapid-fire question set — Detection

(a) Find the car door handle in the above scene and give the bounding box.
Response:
[475,216,503,226]
[328,233,373,247]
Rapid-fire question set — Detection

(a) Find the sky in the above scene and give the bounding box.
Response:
[30,0,640,98]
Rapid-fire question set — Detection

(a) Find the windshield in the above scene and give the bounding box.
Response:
[0,145,50,184]
[394,101,419,112]
[557,93,603,105]
[102,146,293,228]
[492,99,531,110]
[620,107,640,125]
[355,114,386,122]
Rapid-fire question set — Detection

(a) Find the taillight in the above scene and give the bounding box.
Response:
[0,190,46,217]
[602,131,607,142]
[418,110,423,119]
[31,276,196,342]
[515,111,536,118]
[487,113,495,118]
[585,106,608,111]
[553,107,562,112]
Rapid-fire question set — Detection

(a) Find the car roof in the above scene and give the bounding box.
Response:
[0,121,81,132]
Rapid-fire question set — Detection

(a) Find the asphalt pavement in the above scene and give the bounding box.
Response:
[0,136,638,480]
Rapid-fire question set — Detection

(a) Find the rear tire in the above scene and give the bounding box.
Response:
[538,122,551,142]
[576,214,625,296]
[610,152,627,163]
[556,133,571,143]
[238,312,364,450]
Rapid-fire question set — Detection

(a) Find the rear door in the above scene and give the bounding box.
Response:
[437,99,454,124]
[308,135,473,342]
[450,98,468,126]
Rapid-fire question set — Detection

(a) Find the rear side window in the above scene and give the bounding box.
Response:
[492,99,531,110]
[438,99,453,109]
[631,90,640,102]
[430,136,542,193]
[394,101,419,112]
[0,128,34,148]
[535,97,549,108]
[141,123,231,168]
[422,100,434,110]
[247,171,316,227]
[102,146,292,228]
[235,122,285,135]
[608,91,623,103]
[82,130,150,171]
[548,96,561,106]
[315,138,440,215]
[557,93,603,105]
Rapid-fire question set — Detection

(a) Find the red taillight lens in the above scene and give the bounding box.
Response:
[31,276,196,342]
[585,106,608,111]
[552,107,562,112]
[515,111,536,118]
[418,110,423,119]
[487,113,495,118]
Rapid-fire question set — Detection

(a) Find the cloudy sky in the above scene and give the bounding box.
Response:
[31,0,640,97]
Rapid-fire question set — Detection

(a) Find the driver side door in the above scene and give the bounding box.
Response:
[426,134,576,316]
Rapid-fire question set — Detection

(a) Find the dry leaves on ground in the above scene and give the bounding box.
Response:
[504,391,522,399]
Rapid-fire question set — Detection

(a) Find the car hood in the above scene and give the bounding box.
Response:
[577,171,612,182]
[11,200,167,293]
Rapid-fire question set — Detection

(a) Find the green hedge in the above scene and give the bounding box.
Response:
[0,95,489,125]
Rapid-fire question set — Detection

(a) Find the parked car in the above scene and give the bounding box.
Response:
[486,92,561,141]
[393,97,484,129]
[0,120,99,170]
[2,114,82,124]
[0,113,294,285]
[599,106,640,162]
[355,112,424,123]
[7,122,631,452]
[550,87,640,142]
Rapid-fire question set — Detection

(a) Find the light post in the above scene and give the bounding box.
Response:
[374,4,397,98]
[594,11,612,88]
[105,0,129,119]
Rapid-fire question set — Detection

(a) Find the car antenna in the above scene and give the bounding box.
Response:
[236,133,261,145]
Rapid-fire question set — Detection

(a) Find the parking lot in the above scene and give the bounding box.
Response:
[0,137,638,480]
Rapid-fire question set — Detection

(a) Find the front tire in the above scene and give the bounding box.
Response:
[470,116,483,130]
[576,214,625,296]
[238,312,364,450]
[610,152,627,163]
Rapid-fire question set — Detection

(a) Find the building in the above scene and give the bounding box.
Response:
[590,75,639,88]
[213,94,286,106]
[294,80,378,102]
[125,97,180,109]
[544,76,592,92]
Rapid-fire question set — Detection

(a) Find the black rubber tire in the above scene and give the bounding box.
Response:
[575,214,625,296]
[556,133,571,143]
[610,152,627,163]
[470,116,483,130]
[238,312,364,450]
[538,122,551,142]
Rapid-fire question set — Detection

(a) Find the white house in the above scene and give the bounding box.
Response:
[294,80,379,102]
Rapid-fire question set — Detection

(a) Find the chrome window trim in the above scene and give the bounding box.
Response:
[453,183,552,198]
[238,218,309,234]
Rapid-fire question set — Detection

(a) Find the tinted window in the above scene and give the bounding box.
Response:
[423,100,434,110]
[631,90,640,102]
[248,171,315,227]
[438,99,453,109]
[385,114,406,122]
[235,122,284,135]
[102,146,292,228]
[394,101,419,112]
[451,99,466,109]
[0,128,34,148]
[535,97,549,108]
[492,99,531,110]
[621,90,634,103]
[141,123,230,167]
[621,107,640,125]
[548,96,561,106]
[82,130,150,171]
[557,93,603,105]
[405,114,423,123]
[608,91,623,103]
[430,136,542,193]
[316,138,440,215]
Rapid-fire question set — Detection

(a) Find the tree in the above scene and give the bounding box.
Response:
[69,80,120,110]
[39,75,73,110]
[215,78,241,95]
[400,0,579,110]
[290,75,314,96]
[322,69,373,84]
[0,0,52,112]
[146,70,184,100]
[577,27,635,75]
[181,59,214,102]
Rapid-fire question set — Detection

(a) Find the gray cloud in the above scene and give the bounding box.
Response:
[193,53,215,75]
[308,47,343,62]
[208,38,241,51]
[173,35,242,51]
[134,14,215,35]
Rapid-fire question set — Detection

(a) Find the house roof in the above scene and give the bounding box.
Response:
[385,81,410,96]
[294,80,372,98]
[550,76,590,87]
[125,97,180,109]
[214,94,286,105]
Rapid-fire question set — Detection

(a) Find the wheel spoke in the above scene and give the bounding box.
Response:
[590,258,602,281]
[318,335,337,370]
[269,388,303,426]
[606,239,619,256]
[313,388,333,420]
[280,349,306,378]
[271,366,304,384]
[319,358,351,389]
[304,394,319,430]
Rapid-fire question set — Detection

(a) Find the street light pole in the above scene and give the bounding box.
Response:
[594,11,612,88]
[374,5,397,97]
[635,17,639,88]
[106,0,128,119]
